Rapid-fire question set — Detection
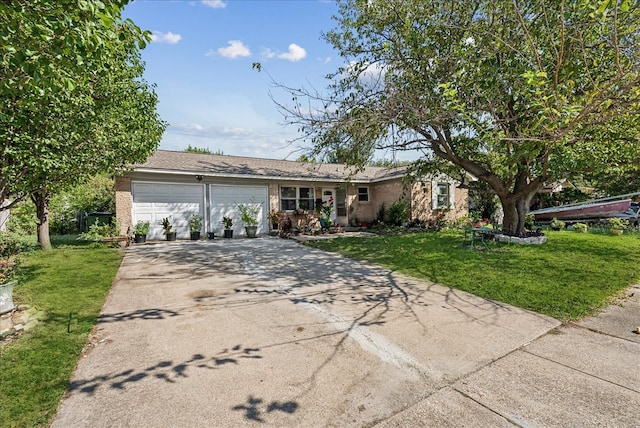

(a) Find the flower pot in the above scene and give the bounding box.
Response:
[134,234,146,243]
[190,231,201,241]
[224,229,233,239]
[207,232,216,240]
[0,280,16,315]
[610,228,624,236]
[166,232,177,241]
[245,226,258,238]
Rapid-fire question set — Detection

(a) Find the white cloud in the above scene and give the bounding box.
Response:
[261,49,276,60]
[277,44,307,62]
[201,0,226,8]
[215,40,251,59]
[260,44,307,62]
[150,31,182,44]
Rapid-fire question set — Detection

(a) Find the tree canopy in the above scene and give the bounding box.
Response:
[1,0,166,248]
[279,0,640,234]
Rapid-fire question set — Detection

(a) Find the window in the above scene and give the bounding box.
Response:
[437,183,449,208]
[280,186,315,211]
[432,181,455,209]
[357,187,369,202]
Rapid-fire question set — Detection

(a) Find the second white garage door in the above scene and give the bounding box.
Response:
[210,185,268,236]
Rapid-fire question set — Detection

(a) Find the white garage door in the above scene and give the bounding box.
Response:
[132,182,204,240]
[210,185,268,236]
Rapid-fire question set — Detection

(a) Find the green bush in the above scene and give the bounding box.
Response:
[50,175,115,234]
[387,200,409,226]
[78,220,120,241]
[573,222,588,233]
[0,232,39,257]
[6,200,37,235]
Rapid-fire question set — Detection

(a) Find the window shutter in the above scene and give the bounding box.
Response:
[449,184,455,209]
[431,181,438,209]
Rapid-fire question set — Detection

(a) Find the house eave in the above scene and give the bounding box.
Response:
[129,167,385,184]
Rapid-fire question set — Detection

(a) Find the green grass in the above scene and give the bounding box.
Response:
[0,236,123,427]
[305,230,640,320]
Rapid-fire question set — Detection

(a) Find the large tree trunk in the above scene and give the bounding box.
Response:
[32,190,52,251]
[499,191,537,236]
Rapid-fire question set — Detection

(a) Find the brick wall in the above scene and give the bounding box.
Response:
[115,176,132,235]
[410,181,469,222]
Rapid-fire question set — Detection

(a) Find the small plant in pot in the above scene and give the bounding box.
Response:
[608,217,628,235]
[550,217,565,231]
[237,202,260,238]
[133,220,150,243]
[222,216,233,238]
[189,214,202,240]
[162,217,176,241]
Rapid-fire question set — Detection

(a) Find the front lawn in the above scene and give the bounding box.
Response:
[0,237,123,427]
[305,230,640,320]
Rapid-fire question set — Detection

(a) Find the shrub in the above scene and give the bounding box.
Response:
[0,232,39,257]
[525,212,535,229]
[50,175,115,234]
[78,220,120,241]
[387,200,409,226]
[6,200,37,235]
[608,217,628,230]
[550,217,565,230]
[573,222,588,233]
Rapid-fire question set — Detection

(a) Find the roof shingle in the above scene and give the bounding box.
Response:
[134,150,405,183]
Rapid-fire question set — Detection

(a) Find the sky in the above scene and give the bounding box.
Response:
[122,0,340,160]
[123,0,419,162]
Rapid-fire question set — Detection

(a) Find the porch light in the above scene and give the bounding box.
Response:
[195,175,203,182]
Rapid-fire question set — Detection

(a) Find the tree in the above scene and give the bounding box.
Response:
[1,0,166,249]
[277,0,640,235]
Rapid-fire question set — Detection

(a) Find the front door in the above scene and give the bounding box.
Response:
[321,188,337,222]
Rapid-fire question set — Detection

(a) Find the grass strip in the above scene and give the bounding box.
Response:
[0,238,123,427]
[305,230,640,320]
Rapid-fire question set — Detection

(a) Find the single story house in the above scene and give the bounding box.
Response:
[115,150,469,239]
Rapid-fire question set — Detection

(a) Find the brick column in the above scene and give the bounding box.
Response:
[115,176,132,236]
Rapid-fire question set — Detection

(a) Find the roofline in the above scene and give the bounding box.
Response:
[129,167,401,184]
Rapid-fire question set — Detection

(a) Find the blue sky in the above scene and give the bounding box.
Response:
[123,0,342,160]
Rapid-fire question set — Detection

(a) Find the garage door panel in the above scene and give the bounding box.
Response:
[132,183,204,240]
[210,186,268,236]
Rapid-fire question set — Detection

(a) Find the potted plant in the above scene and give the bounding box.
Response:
[222,216,233,238]
[573,222,588,233]
[267,209,282,230]
[207,230,216,240]
[189,214,202,240]
[608,217,628,235]
[133,220,150,243]
[162,217,176,241]
[550,217,565,231]
[237,203,260,238]
[0,258,17,315]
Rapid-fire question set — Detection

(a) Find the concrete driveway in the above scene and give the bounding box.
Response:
[52,237,639,427]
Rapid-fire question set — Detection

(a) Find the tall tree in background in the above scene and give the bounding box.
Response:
[1,0,166,249]
[278,0,640,235]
